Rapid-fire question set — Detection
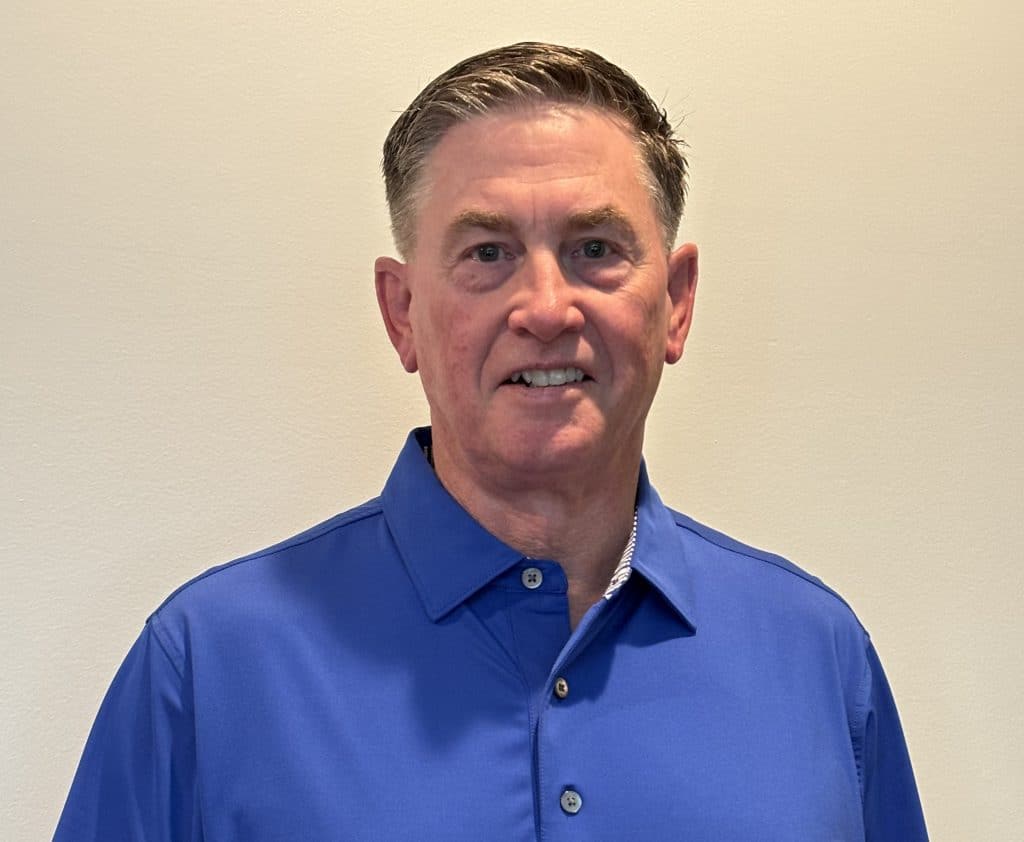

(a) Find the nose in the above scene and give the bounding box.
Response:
[506,251,585,342]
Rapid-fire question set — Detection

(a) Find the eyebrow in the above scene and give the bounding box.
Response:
[566,206,643,256]
[440,205,642,255]
[442,210,517,257]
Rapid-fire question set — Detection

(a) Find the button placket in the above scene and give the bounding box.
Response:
[540,595,626,830]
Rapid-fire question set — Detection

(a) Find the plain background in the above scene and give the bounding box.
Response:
[3,2,1022,839]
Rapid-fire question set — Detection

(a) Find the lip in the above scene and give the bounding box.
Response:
[499,362,594,385]
[500,378,590,404]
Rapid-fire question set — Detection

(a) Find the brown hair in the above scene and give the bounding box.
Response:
[382,42,687,257]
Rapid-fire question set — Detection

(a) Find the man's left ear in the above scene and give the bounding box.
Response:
[665,242,699,364]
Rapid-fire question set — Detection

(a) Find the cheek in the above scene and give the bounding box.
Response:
[635,289,673,357]
[420,297,492,385]
[616,311,671,398]
[609,291,669,360]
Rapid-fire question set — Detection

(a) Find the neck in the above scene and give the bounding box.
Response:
[432,443,640,629]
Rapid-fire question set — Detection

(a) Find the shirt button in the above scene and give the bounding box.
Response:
[554,677,569,699]
[560,788,583,815]
[521,567,543,589]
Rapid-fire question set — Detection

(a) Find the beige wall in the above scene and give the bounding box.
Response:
[3,2,1022,838]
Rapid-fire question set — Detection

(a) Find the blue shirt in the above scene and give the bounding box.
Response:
[56,428,927,840]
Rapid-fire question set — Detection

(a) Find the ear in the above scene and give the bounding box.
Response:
[374,256,418,373]
[664,242,698,364]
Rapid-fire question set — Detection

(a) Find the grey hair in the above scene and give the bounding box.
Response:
[382,42,688,257]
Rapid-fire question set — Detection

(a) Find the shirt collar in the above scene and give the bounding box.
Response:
[382,427,696,631]
[630,461,698,633]
[382,428,524,621]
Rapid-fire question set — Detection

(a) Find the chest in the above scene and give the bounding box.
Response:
[190,582,865,841]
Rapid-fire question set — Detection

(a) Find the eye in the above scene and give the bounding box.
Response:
[579,239,609,259]
[470,243,508,263]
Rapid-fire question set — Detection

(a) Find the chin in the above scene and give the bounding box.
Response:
[493,429,605,476]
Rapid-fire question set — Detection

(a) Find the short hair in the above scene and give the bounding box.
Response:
[382,42,688,257]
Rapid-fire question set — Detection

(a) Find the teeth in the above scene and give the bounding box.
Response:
[509,367,585,388]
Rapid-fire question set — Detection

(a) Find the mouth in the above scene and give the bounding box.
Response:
[503,367,590,388]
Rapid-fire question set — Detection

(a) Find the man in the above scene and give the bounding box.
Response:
[56,43,927,840]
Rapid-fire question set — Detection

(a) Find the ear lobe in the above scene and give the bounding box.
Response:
[664,242,698,365]
[374,256,418,373]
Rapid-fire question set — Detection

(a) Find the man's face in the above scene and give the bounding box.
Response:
[376,105,697,490]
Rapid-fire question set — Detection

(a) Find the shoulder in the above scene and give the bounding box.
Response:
[673,510,853,605]
[146,498,388,669]
[159,498,383,608]
[666,508,869,647]
[660,509,877,730]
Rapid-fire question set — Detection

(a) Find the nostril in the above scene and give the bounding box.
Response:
[506,303,586,341]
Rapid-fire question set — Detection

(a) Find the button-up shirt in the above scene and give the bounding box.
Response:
[56,428,927,840]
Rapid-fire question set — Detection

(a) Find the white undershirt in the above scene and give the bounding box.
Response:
[603,509,638,599]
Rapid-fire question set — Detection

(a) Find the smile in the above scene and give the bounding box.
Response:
[506,367,587,387]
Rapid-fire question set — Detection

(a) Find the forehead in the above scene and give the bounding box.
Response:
[413,105,658,237]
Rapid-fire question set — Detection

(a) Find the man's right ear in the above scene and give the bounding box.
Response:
[374,257,418,373]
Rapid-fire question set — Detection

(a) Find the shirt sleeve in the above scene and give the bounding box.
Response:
[855,637,929,841]
[54,619,202,842]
